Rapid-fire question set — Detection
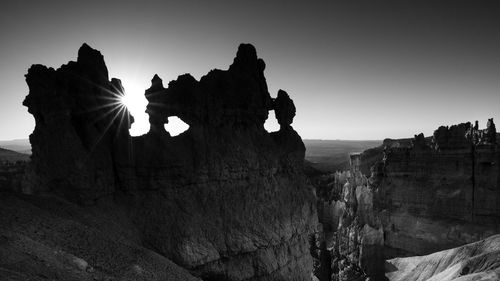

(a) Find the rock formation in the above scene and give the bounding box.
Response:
[386,234,500,281]
[22,43,132,201]
[313,155,385,281]
[274,90,296,129]
[311,120,500,281]
[379,120,500,258]
[19,43,318,280]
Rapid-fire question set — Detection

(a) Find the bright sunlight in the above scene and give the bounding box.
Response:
[120,79,190,137]
[164,116,190,136]
[120,80,150,136]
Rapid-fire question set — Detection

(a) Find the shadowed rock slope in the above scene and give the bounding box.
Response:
[15,43,318,281]
[0,148,29,163]
[0,192,201,281]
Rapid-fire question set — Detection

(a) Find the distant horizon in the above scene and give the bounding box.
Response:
[0,137,385,142]
[2,115,498,144]
[0,116,497,143]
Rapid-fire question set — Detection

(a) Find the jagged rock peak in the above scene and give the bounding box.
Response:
[151,74,162,83]
[412,133,427,149]
[145,74,168,133]
[77,43,104,63]
[274,89,296,128]
[142,44,274,130]
[148,74,165,92]
[230,43,265,72]
[235,43,258,63]
[486,118,496,144]
[110,78,124,92]
[77,43,109,80]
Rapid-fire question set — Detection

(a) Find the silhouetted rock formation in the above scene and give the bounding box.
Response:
[23,44,133,201]
[274,89,296,129]
[20,43,317,281]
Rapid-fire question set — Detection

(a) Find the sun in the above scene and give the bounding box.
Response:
[119,79,150,136]
[119,79,190,137]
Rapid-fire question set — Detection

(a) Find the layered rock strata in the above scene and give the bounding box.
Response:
[312,120,500,281]
[313,154,385,281]
[20,43,317,281]
[378,120,500,257]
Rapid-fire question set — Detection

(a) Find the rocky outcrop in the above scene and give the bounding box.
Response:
[312,120,500,281]
[22,43,132,201]
[386,234,500,281]
[20,43,317,280]
[378,120,500,258]
[313,155,385,281]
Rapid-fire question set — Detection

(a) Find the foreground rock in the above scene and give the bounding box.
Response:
[0,192,200,281]
[19,43,317,280]
[386,234,500,281]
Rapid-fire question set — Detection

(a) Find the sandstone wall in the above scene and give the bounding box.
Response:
[312,169,385,281]
[378,122,500,257]
[312,120,500,281]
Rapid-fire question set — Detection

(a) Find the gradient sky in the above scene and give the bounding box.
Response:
[1,0,499,140]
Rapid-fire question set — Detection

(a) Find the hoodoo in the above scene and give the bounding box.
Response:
[17,43,318,281]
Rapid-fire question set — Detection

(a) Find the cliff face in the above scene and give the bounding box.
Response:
[378,121,500,257]
[21,43,317,281]
[313,155,385,281]
[312,120,500,281]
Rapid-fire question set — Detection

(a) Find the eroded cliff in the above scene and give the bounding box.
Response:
[312,120,500,281]
[378,120,500,257]
[312,154,385,281]
[17,43,318,281]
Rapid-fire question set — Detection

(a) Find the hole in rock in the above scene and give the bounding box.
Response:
[164,116,190,136]
[120,80,150,136]
[264,111,280,133]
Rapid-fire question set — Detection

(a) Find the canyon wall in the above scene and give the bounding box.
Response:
[313,155,385,281]
[21,43,317,281]
[378,121,500,257]
[313,120,500,281]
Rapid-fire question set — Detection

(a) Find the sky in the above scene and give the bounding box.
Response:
[0,0,499,140]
